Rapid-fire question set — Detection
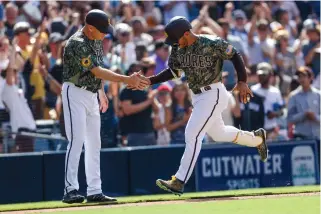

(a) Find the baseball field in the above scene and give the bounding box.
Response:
[0,185,319,214]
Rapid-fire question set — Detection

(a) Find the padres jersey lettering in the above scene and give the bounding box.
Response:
[63,31,103,92]
[169,35,236,93]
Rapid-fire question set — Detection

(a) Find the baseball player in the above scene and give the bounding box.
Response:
[133,16,269,195]
[62,9,148,204]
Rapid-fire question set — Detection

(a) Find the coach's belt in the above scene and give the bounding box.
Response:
[75,84,98,93]
[193,81,220,94]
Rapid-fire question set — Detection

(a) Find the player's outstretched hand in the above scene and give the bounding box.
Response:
[126,71,150,90]
[232,81,253,104]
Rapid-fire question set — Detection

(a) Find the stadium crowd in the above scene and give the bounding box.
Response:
[0,1,319,152]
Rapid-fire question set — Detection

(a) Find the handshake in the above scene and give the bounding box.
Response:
[125,71,151,90]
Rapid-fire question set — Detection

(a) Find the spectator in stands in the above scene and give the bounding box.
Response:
[135,42,148,61]
[274,30,298,96]
[274,2,301,23]
[2,38,36,152]
[14,20,47,119]
[301,20,320,78]
[114,23,136,71]
[102,34,125,73]
[165,83,192,145]
[48,33,63,71]
[160,1,190,24]
[150,40,170,89]
[251,62,285,140]
[191,4,223,37]
[4,3,18,42]
[218,18,248,90]
[149,25,165,41]
[131,16,153,46]
[140,57,156,78]
[248,16,275,70]
[119,63,158,147]
[116,2,135,25]
[153,84,171,146]
[274,8,298,45]
[287,66,320,140]
[43,32,63,119]
[230,9,248,50]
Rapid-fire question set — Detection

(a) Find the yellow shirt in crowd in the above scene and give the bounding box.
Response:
[20,45,45,100]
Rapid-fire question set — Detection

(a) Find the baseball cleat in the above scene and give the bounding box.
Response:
[156,176,184,196]
[62,190,85,204]
[255,128,268,162]
[87,193,117,203]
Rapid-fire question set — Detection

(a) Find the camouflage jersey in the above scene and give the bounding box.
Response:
[169,35,236,93]
[63,31,103,93]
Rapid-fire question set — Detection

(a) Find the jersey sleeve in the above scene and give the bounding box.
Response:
[65,39,99,72]
[210,37,237,60]
[168,45,183,78]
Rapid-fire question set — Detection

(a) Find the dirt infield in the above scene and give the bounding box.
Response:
[5,192,319,214]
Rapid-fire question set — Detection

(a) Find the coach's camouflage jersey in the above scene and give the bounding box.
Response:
[63,31,103,93]
[169,34,236,93]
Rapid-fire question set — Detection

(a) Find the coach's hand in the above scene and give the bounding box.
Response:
[127,71,151,90]
[98,90,109,113]
[232,81,253,104]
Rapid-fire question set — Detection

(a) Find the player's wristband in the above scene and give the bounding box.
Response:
[149,68,175,85]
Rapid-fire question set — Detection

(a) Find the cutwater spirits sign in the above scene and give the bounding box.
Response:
[195,141,319,191]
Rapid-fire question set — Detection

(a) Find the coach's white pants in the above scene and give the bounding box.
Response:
[62,82,102,196]
[175,82,262,183]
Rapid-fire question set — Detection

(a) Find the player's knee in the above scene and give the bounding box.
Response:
[185,129,205,145]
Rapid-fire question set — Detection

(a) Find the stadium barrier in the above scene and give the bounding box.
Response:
[0,140,319,204]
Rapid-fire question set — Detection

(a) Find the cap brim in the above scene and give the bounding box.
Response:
[164,37,178,46]
[99,25,114,35]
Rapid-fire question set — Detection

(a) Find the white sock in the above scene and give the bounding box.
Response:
[232,130,262,147]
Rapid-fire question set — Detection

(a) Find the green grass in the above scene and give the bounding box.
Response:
[52,196,320,214]
[0,185,319,212]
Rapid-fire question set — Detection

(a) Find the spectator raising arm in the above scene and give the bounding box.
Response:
[248,12,257,47]
[6,43,17,86]
[39,65,62,95]
[30,19,47,66]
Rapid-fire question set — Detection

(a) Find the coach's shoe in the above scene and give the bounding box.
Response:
[62,190,85,204]
[255,128,268,162]
[156,176,184,196]
[87,193,117,203]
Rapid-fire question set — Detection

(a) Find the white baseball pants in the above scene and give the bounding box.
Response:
[62,82,102,196]
[175,82,262,183]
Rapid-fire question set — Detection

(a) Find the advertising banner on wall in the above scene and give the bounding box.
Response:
[195,141,319,191]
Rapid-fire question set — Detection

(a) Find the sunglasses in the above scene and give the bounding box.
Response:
[121,32,130,37]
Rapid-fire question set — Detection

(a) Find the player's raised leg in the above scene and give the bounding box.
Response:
[156,85,226,195]
[84,95,117,203]
[207,115,268,161]
[206,85,268,161]
[62,84,86,203]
